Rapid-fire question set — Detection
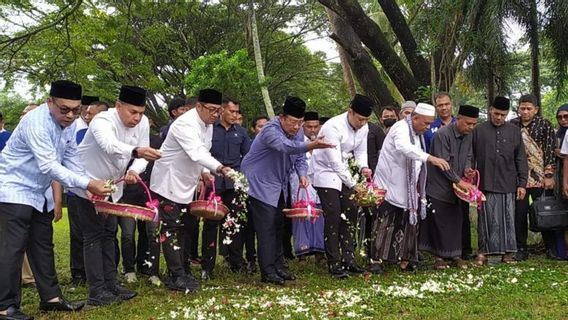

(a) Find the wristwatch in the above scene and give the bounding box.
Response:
[131,147,139,159]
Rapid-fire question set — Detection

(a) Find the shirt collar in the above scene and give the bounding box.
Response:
[450,123,463,138]
[214,120,235,131]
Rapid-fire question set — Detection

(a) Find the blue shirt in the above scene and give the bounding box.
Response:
[424,116,456,152]
[241,118,309,207]
[0,104,90,211]
[211,122,251,191]
[0,130,11,152]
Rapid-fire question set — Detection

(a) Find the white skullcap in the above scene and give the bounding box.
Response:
[401,100,416,110]
[414,103,436,116]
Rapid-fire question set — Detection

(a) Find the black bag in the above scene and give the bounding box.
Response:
[529,196,568,232]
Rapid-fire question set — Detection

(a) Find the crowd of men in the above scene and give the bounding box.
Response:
[0,80,567,320]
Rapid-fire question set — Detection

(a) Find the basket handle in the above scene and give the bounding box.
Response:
[296,185,311,203]
[115,177,160,222]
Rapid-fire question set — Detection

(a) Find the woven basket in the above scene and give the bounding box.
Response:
[353,183,386,208]
[189,184,229,221]
[94,179,157,222]
[283,187,322,220]
[452,169,486,207]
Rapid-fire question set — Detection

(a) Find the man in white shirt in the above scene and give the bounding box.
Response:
[312,94,375,279]
[371,103,449,273]
[73,85,161,307]
[150,88,233,292]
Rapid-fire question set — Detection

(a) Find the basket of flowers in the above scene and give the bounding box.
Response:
[283,187,323,221]
[351,179,386,208]
[452,169,486,208]
[189,183,229,221]
[93,178,159,222]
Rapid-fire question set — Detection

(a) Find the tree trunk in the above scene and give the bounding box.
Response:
[325,9,395,112]
[325,8,356,97]
[528,0,540,106]
[376,0,430,85]
[318,0,419,100]
[249,3,274,118]
[486,71,495,110]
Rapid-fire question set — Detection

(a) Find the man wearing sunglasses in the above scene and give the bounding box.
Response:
[0,80,113,320]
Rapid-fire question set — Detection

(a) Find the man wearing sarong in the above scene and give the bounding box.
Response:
[289,111,325,266]
[419,105,479,269]
[510,94,557,260]
[472,96,528,265]
[371,103,450,272]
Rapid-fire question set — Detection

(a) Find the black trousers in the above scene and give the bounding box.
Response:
[249,195,285,277]
[243,205,257,263]
[76,197,118,296]
[515,188,555,251]
[156,195,187,278]
[0,203,61,310]
[142,220,161,276]
[201,189,247,272]
[117,216,137,273]
[118,192,150,274]
[316,185,358,266]
[460,200,472,257]
[67,194,85,280]
[282,188,294,259]
[181,212,200,266]
[135,219,149,273]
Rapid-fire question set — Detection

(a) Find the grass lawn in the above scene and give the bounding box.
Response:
[20,210,568,319]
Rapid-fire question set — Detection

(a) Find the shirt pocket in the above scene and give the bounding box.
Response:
[227,134,243,161]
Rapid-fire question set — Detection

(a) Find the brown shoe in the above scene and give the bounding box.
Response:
[452,258,468,269]
[473,254,487,267]
[501,253,516,264]
[433,259,448,270]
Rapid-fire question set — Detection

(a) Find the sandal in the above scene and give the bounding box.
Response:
[501,254,516,264]
[434,258,448,270]
[473,254,487,267]
[452,258,468,269]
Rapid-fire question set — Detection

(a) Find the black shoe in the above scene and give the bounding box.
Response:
[0,306,33,320]
[368,263,384,275]
[39,297,85,312]
[329,265,349,279]
[461,253,475,261]
[87,290,121,306]
[260,274,285,285]
[515,249,529,261]
[107,284,137,301]
[343,262,365,274]
[166,275,200,292]
[70,277,87,287]
[201,270,213,281]
[21,283,35,289]
[546,249,564,261]
[229,263,246,274]
[246,261,257,274]
[275,269,296,281]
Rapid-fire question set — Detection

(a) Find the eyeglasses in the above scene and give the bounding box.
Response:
[53,99,81,116]
[201,104,221,115]
[557,114,568,120]
[284,116,304,127]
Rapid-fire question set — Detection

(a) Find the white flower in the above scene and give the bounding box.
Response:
[143,260,153,268]
[173,245,181,251]
[340,213,348,221]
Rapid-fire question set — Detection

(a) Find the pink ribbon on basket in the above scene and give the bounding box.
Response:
[207,183,223,217]
[293,187,319,223]
[114,177,160,222]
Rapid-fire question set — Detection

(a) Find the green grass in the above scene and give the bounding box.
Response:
[20,210,568,319]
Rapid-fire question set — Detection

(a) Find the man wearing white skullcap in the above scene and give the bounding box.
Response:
[367,103,450,273]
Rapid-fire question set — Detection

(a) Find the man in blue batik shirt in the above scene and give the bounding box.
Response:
[240,96,334,285]
[0,80,112,320]
[423,92,456,152]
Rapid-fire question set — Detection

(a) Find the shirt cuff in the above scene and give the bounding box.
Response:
[77,176,90,190]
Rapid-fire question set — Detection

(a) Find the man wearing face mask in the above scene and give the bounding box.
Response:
[379,106,398,135]
[241,97,334,285]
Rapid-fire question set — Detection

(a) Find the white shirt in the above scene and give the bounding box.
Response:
[74,108,149,202]
[73,117,88,136]
[560,131,568,155]
[312,112,369,191]
[150,108,222,204]
[373,119,429,209]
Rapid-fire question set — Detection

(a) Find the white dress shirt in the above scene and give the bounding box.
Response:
[373,119,429,209]
[150,108,222,204]
[312,112,369,191]
[73,117,88,135]
[74,108,149,202]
